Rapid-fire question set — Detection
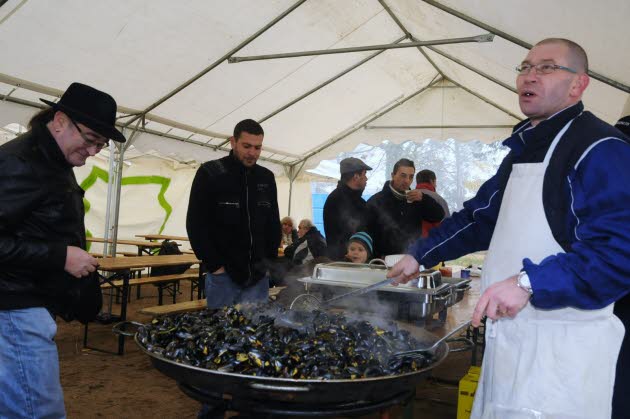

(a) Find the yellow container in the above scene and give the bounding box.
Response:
[457,366,481,419]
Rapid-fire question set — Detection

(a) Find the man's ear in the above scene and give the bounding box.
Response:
[51,111,70,132]
[229,136,236,148]
[571,73,590,98]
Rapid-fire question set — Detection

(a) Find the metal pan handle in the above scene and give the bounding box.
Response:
[112,321,145,337]
[249,382,311,392]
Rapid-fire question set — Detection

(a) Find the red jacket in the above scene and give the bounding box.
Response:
[416,182,441,237]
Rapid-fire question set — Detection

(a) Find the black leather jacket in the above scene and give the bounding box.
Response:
[186,152,281,286]
[0,123,86,313]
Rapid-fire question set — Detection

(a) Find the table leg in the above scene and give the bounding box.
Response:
[117,272,131,355]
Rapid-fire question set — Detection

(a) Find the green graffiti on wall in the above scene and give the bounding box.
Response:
[79,166,173,249]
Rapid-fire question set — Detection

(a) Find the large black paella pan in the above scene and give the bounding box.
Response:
[115,305,451,406]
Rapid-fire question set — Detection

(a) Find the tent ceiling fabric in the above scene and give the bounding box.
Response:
[1,0,628,174]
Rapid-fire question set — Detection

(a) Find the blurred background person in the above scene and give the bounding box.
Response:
[415,169,451,237]
[284,219,327,266]
[323,157,372,260]
[280,216,298,247]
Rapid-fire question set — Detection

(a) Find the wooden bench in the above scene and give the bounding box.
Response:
[90,251,139,258]
[138,286,287,317]
[102,273,198,305]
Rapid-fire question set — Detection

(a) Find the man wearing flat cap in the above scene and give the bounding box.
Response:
[0,82,125,418]
[323,157,372,260]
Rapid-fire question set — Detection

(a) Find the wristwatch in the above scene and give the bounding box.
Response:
[516,271,533,294]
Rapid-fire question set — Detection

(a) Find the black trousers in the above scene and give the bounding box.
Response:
[613,293,630,419]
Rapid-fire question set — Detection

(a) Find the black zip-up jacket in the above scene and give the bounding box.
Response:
[284,226,327,265]
[186,152,281,286]
[0,123,86,313]
[323,182,369,260]
[367,181,444,258]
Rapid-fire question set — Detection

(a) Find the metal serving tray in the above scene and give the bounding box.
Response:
[304,262,451,297]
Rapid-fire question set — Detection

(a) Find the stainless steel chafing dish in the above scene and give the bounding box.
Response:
[298,262,471,321]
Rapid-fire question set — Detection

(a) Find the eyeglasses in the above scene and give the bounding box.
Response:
[70,118,108,150]
[515,63,577,75]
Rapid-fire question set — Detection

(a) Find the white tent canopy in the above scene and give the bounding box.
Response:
[1,1,629,243]
[1,0,628,172]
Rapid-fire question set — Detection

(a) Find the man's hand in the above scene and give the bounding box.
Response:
[213,267,226,274]
[472,274,531,327]
[386,255,420,285]
[65,246,99,278]
[406,189,423,202]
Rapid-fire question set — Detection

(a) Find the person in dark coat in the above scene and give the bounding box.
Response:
[323,157,372,260]
[186,119,281,310]
[0,82,125,418]
[367,159,445,258]
[284,219,327,265]
[415,169,451,237]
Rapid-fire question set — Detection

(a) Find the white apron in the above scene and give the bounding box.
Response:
[471,119,624,419]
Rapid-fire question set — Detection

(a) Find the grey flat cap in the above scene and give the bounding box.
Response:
[340,157,372,175]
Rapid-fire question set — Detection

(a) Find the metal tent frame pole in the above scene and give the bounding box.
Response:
[293,75,442,165]
[228,34,494,63]
[122,0,308,129]
[422,0,630,94]
[283,161,306,216]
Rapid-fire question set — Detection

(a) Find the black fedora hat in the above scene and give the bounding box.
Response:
[41,82,126,142]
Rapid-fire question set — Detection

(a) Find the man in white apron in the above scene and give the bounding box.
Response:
[388,38,630,418]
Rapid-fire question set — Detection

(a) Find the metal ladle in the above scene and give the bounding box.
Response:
[389,321,471,360]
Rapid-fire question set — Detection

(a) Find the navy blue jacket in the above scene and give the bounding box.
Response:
[409,102,630,310]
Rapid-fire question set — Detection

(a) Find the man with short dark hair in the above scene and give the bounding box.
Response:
[389,38,630,418]
[323,157,371,260]
[187,119,281,309]
[367,159,444,257]
[415,169,450,237]
[0,82,126,418]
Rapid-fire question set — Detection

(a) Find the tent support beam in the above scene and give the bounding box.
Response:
[258,34,408,124]
[214,34,409,147]
[378,0,447,80]
[423,0,630,94]
[378,3,518,95]
[293,75,442,166]
[284,161,306,216]
[216,34,409,147]
[0,94,298,167]
[365,124,516,129]
[447,78,523,121]
[0,73,231,140]
[377,0,519,124]
[423,45,517,93]
[228,34,494,63]
[122,0,308,129]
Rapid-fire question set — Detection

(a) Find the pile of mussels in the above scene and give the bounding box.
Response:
[138,306,435,380]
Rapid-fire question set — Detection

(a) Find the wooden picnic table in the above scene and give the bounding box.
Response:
[135,234,189,241]
[84,254,201,355]
[86,237,165,256]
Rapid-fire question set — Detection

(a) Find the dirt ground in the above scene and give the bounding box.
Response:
[55,278,481,419]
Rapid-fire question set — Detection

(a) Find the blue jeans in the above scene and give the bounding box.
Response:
[0,307,66,419]
[205,272,269,309]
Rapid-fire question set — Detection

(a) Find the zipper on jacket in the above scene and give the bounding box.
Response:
[245,170,253,282]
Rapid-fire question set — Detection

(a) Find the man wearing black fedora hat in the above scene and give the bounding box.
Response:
[0,82,125,418]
